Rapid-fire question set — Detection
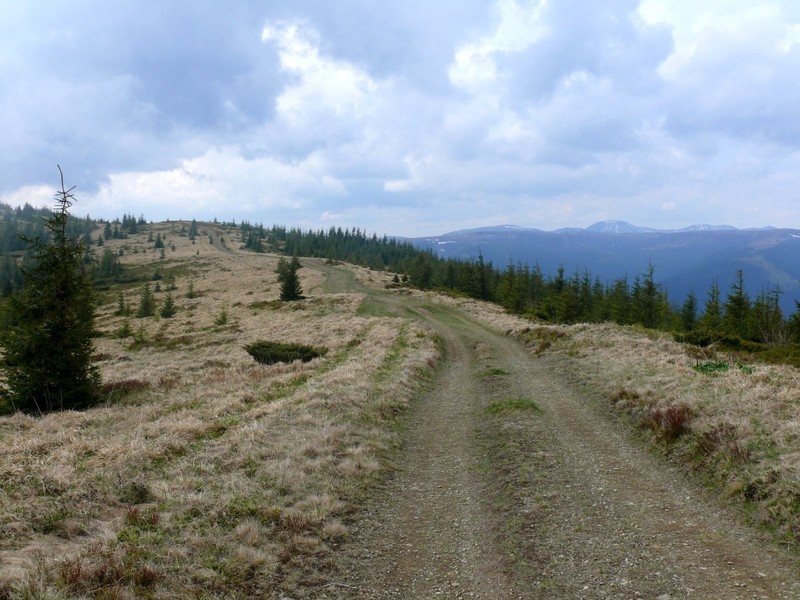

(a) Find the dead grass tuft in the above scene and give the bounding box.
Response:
[643,401,693,441]
[695,422,752,463]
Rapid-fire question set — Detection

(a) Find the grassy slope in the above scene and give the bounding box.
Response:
[1,222,797,597]
[0,223,439,598]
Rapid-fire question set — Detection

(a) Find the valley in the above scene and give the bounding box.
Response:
[410,222,800,315]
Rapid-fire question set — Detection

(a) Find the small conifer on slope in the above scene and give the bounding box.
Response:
[0,167,100,413]
[276,255,304,301]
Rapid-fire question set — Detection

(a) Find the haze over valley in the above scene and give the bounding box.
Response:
[410,220,800,313]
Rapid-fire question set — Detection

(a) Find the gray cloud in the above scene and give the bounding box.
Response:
[1,0,799,235]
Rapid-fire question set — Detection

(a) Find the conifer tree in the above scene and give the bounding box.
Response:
[160,291,176,318]
[115,291,127,316]
[750,287,783,344]
[136,283,156,318]
[0,167,99,413]
[699,280,722,334]
[633,263,663,329]
[788,302,800,343]
[681,292,698,331]
[276,255,304,301]
[722,270,751,339]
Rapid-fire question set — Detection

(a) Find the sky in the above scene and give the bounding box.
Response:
[1,0,799,237]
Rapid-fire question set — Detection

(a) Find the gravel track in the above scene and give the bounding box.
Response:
[322,291,799,599]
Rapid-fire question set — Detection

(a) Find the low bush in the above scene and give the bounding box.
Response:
[100,379,151,403]
[244,341,327,365]
[692,361,730,374]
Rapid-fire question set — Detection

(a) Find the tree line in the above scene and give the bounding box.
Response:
[241,223,800,349]
[0,204,150,295]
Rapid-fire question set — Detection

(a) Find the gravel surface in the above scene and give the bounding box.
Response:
[323,300,800,599]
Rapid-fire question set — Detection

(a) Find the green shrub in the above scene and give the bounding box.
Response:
[116,319,133,339]
[486,397,542,415]
[276,255,304,301]
[136,283,155,318]
[693,361,730,374]
[160,292,176,318]
[214,304,228,326]
[244,341,326,365]
[673,331,713,347]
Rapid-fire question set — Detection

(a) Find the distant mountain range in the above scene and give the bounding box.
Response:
[407,221,800,313]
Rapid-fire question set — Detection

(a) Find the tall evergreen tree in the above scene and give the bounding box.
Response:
[750,287,783,344]
[136,283,156,318]
[633,263,663,329]
[0,167,99,413]
[699,280,722,334]
[788,302,800,343]
[722,270,751,339]
[160,291,177,318]
[680,292,698,331]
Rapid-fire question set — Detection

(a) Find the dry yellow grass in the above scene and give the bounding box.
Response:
[3,224,797,596]
[0,224,439,598]
[437,293,800,545]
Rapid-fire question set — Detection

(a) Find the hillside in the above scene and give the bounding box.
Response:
[0,222,440,596]
[0,222,798,598]
[410,222,800,313]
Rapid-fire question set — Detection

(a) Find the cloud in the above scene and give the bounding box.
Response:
[640,1,800,145]
[261,21,387,146]
[0,1,280,192]
[81,147,346,221]
[448,0,550,92]
[1,0,799,236]
[0,185,54,210]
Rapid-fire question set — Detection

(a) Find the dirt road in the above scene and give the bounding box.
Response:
[308,268,799,599]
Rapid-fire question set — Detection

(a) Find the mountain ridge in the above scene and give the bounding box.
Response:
[432,220,769,238]
[407,222,800,312]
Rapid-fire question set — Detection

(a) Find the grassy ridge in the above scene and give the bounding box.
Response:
[0,224,439,598]
[2,220,797,597]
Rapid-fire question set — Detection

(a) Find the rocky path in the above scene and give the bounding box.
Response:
[320,285,799,599]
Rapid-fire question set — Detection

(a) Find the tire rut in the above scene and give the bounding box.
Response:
[325,296,800,599]
[468,321,800,599]
[330,307,521,599]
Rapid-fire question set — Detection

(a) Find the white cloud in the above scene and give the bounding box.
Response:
[0,185,54,210]
[384,155,435,192]
[319,211,344,222]
[1,1,800,236]
[448,0,549,91]
[639,1,800,80]
[263,21,385,133]
[81,147,346,221]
